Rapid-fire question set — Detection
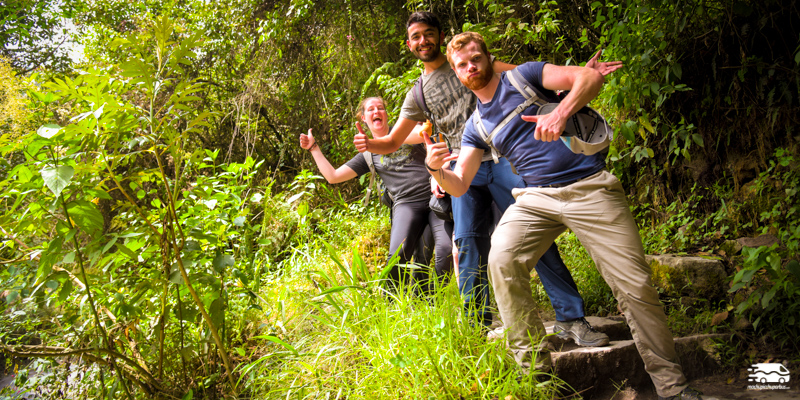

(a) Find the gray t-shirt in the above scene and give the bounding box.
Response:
[344,143,430,206]
[399,61,493,162]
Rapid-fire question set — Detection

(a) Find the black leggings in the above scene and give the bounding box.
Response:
[387,200,453,292]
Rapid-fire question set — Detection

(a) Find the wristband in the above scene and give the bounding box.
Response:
[309,142,318,151]
[425,162,439,172]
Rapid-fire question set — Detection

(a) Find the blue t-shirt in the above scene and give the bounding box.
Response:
[461,62,606,187]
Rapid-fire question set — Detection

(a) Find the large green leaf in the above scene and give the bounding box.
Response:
[173,302,198,322]
[36,124,62,139]
[40,165,74,197]
[212,253,234,273]
[66,200,104,237]
[209,297,224,327]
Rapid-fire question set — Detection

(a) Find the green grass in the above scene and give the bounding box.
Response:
[237,240,565,399]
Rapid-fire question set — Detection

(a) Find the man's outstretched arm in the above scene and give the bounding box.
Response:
[353,117,418,154]
[521,64,604,142]
[493,49,623,77]
[299,129,358,183]
[422,134,482,197]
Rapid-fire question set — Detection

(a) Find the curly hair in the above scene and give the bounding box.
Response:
[446,32,489,67]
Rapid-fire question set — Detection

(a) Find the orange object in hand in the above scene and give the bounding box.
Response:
[418,120,433,139]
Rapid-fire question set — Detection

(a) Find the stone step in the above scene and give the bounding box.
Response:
[547,317,728,399]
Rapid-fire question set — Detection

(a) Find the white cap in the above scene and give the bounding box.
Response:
[537,103,613,156]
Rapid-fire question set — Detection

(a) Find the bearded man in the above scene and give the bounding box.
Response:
[421,31,704,400]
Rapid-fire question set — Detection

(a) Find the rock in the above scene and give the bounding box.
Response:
[647,254,728,301]
[736,234,780,249]
[719,239,743,255]
[552,331,728,399]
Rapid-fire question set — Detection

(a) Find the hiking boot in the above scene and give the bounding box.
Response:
[553,317,610,347]
[658,387,704,400]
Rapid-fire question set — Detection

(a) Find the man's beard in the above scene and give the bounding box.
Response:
[462,62,494,91]
[413,39,441,62]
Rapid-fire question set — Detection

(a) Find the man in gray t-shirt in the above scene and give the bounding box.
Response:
[353,12,620,343]
[399,61,480,159]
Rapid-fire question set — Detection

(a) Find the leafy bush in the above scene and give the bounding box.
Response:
[729,245,800,352]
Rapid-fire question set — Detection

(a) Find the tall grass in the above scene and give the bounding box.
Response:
[237,232,564,399]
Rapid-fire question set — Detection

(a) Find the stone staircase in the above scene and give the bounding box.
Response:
[546,316,727,399]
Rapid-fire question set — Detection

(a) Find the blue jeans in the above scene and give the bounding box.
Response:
[451,158,585,324]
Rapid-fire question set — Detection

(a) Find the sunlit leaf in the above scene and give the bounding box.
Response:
[37,124,61,138]
[40,165,73,197]
[93,103,105,119]
[297,202,309,216]
[286,192,304,204]
[14,165,33,183]
[639,117,655,133]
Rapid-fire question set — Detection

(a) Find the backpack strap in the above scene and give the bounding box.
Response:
[507,68,557,104]
[473,68,559,163]
[362,151,377,207]
[472,110,502,163]
[412,76,431,118]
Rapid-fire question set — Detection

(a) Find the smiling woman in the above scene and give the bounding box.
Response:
[299,97,454,294]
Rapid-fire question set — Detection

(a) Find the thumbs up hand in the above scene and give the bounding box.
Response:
[353,122,369,153]
[300,128,317,150]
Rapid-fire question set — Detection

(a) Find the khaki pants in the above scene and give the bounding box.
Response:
[488,170,687,398]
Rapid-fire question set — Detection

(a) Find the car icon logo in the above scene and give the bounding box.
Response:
[748,363,791,384]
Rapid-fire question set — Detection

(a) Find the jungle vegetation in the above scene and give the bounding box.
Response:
[1,0,798,398]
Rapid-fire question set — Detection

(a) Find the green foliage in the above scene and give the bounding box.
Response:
[0,17,247,397]
[754,148,800,251]
[2,0,800,396]
[0,0,86,73]
[729,245,800,351]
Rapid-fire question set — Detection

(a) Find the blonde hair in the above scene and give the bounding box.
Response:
[356,97,387,120]
[446,32,489,67]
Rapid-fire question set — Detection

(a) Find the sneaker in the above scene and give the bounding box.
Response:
[553,317,610,347]
[486,325,506,341]
[658,387,703,400]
